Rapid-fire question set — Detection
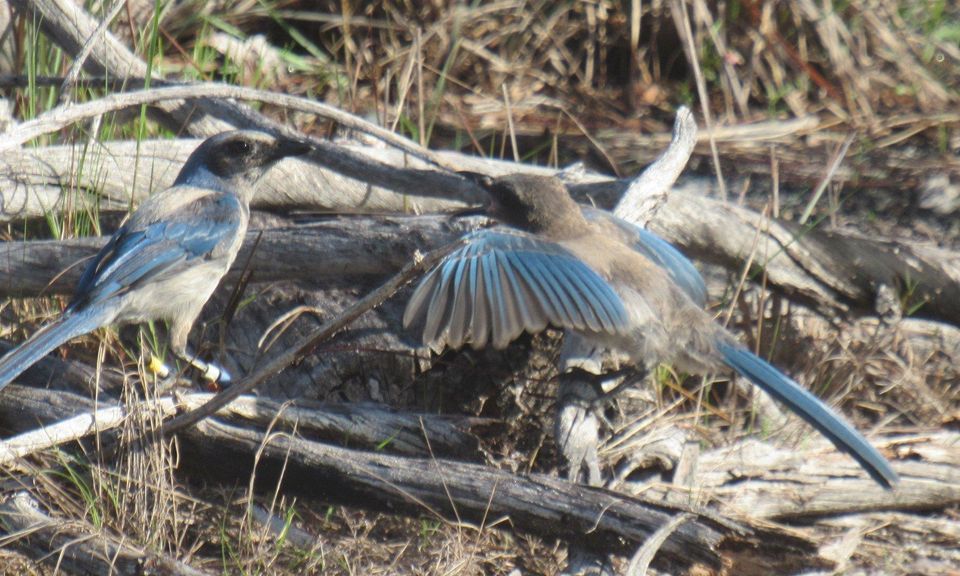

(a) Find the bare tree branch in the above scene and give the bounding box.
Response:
[0,385,487,461]
[614,105,698,226]
[0,491,212,576]
[0,83,445,169]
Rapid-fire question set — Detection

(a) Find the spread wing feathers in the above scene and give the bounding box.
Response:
[70,193,242,311]
[582,208,708,307]
[404,229,630,352]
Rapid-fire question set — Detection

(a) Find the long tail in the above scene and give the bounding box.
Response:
[718,342,898,488]
[0,309,107,392]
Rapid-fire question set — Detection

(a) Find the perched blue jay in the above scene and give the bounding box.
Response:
[0,130,309,390]
[404,173,898,488]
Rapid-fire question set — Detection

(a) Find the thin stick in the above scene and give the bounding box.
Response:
[59,0,127,104]
[625,513,693,576]
[160,240,462,436]
[670,0,727,200]
[0,83,449,170]
[799,133,855,224]
[0,398,177,467]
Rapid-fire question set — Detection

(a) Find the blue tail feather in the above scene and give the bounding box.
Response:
[0,310,107,392]
[718,342,898,488]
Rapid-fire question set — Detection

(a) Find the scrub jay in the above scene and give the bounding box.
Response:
[0,130,309,391]
[404,173,898,488]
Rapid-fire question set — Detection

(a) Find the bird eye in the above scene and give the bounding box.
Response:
[229,140,252,156]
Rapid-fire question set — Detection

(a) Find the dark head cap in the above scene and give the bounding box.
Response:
[175,130,311,197]
[461,172,585,235]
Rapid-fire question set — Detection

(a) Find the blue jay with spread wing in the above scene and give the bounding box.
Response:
[0,130,309,391]
[404,173,898,488]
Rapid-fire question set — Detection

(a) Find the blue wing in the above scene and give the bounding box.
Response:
[404,229,631,351]
[70,192,242,311]
[583,208,708,307]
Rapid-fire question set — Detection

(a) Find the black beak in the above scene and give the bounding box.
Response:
[449,204,489,219]
[452,171,498,219]
[457,170,495,190]
[270,137,312,161]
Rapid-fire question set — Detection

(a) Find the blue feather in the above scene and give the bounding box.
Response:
[554,258,604,332]
[632,227,708,307]
[0,308,110,391]
[530,253,583,327]
[718,342,898,488]
[583,208,707,307]
[514,251,567,322]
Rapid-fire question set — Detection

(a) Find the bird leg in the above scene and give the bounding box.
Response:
[149,348,232,385]
[591,367,648,405]
[173,347,233,385]
[169,322,232,386]
[148,355,171,379]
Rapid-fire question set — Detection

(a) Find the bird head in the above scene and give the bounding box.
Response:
[175,130,311,199]
[458,172,584,235]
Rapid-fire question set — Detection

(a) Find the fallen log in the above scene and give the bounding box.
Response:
[2,207,959,328]
[631,433,960,519]
[0,385,488,461]
[0,214,473,298]
[178,416,827,574]
[0,491,212,576]
[0,384,831,573]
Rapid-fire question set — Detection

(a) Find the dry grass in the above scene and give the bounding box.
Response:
[0,0,957,574]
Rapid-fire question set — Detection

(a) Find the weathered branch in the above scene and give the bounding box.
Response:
[614,105,698,226]
[0,491,212,576]
[650,184,960,322]
[4,205,959,327]
[0,385,487,461]
[0,394,176,467]
[178,417,825,574]
[9,0,246,136]
[0,140,483,224]
[0,215,473,298]
[636,433,960,519]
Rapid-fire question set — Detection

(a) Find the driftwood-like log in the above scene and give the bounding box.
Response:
[5,385,958,571]
[178,417,826,574]
[0,385,487,461]
[0,139,478,224]
[0,491,212,576]
[634,434,960,520]
[3,203,959,328]
[652,182,960,323]
[177,393,488,459]
[0,385,831,573]
[0,214,473,298]
[0,394,176,467]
